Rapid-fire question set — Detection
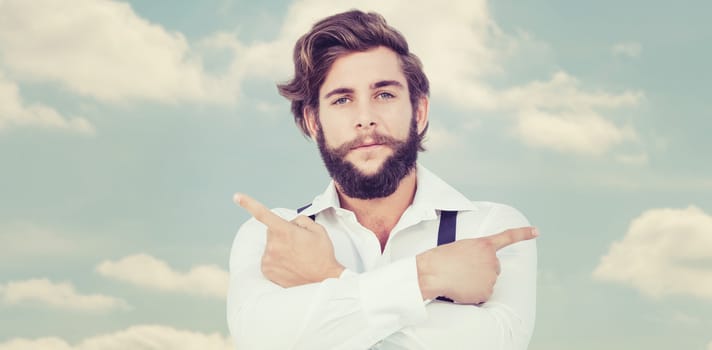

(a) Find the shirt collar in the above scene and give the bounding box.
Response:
[296,163,477,218]
[411,164,478,213]
[296,180,340,218]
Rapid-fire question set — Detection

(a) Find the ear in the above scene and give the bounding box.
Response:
[414,96,429,135]
[304,106,319,141]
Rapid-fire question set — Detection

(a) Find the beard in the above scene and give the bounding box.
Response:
[316,118,419,200]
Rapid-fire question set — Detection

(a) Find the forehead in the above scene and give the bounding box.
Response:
[320,46,407,96]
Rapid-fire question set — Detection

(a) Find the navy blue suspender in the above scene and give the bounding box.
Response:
[435,210,457,302]
[297,204,457,302]
[437,210,458,245]
[296,203,315,221]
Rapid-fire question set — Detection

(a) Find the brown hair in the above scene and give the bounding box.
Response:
[277,10,430,149]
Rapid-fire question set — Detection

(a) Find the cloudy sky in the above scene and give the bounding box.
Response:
[1,0,711,349]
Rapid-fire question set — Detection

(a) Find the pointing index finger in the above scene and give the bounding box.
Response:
[487,227,539,251]
[233,193,292,231]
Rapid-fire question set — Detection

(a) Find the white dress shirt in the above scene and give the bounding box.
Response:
[227,164,537,349]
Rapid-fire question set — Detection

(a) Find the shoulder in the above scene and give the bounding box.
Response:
[235,207,298,232]
[464,201,531,234]
[465,202,537,257]
[230,208,298,247]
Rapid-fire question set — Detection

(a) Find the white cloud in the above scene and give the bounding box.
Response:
[219,0,511,105]
[424,124,466,152]
[0,0,644,155]
[515,108,637,156]
[646,309,706,328]
[383,2,512,111]
[0,325,232,350]
[0,0,236,104]
[504,72,642,155]
[0,338,72,350]
[224,0,644,157]
[497,71,643,112]
[0,278,128,312]
[593,206,712,300]
[0,70,94,134]
[96,254,228,299]
[582,173,712,192]
[0,223,78,259]
[255,100,284,114]
[612,42,642,58]
[615,152,649,166]
[669,311,702,326]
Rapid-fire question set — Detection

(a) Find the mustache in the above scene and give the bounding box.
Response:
[329,133,403,158]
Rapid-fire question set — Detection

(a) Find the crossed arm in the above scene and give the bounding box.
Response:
[227,193,538,349]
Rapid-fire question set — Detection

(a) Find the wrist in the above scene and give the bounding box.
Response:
[327,263,345,280]
[416,250,441,300]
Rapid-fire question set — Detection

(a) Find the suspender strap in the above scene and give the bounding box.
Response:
[435,210,458,303]
[437,210,458,246]
[297,203,458,302]
[297,203,316,221]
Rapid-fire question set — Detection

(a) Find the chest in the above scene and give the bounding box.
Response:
[322,210,468,273]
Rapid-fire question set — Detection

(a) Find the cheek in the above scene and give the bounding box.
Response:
[384,112,413,139]
[318,124,348,148]
[317,113,352,144]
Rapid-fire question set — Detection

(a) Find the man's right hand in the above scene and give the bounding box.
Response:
[234,193,345,288]
[416,227,538,304]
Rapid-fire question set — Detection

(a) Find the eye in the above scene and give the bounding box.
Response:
[332,97,350,105]
[376,92,395,100]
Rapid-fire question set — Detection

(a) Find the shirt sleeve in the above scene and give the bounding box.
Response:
[226,210,428,350]
[382,203,537,350]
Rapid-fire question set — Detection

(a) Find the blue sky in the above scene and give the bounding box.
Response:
[1,0,711,349]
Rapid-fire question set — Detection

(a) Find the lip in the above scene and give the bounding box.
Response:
[351,143,383,150]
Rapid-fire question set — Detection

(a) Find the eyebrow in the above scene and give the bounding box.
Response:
[324,88,353,99]
[371,80,404,90]
[323,80,405,99]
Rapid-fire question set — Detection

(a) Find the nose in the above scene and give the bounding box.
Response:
[356,120,376,128]
[354,102,377,129]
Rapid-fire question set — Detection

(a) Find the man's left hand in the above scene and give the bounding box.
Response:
[234,193,345,288]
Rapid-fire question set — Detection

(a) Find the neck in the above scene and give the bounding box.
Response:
[336,168,418,251]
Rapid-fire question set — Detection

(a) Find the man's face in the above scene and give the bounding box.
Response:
[305,46,428,199]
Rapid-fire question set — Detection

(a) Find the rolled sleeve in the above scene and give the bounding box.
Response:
[228,213,430,350]
[358,257,428,332]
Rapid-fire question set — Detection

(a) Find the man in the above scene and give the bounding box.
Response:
[227,10,537,350]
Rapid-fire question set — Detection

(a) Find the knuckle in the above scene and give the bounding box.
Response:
[268,227,289,239]
[253,212,265,223]
[255,208,271,221]
[314,223,327,233]
[264,242,280,256]
[474,239,490,249]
